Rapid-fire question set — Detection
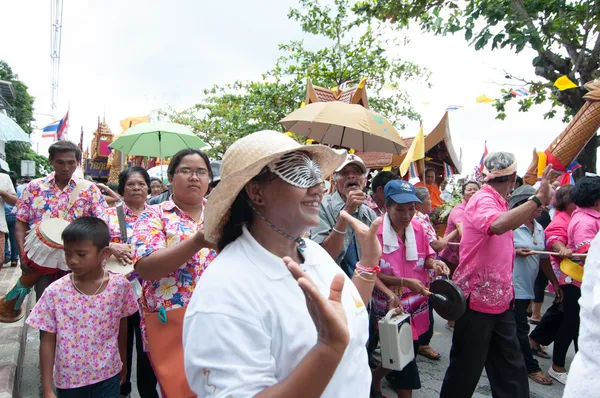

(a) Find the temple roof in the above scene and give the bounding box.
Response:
[304,79,370,108]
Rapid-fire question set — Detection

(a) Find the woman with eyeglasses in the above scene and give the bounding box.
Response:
[131,148,217,395]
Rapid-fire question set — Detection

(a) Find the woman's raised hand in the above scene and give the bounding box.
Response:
[285,257,349,357]
[339,210,382,267]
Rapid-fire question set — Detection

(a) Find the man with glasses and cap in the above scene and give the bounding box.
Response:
[312,154,377,278]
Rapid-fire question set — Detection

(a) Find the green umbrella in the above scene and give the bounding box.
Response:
[109,122,206,159]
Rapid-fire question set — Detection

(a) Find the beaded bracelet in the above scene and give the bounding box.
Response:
[355,262,380,275]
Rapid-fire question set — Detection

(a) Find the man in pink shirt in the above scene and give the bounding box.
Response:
[440,152,553,398]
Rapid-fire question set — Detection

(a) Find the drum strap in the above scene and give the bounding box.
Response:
[116,204,128,243]
[61,180,92,219]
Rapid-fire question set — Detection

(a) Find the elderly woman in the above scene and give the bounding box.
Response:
[509,185,560,386]
[370,180,449,398]
[439,181,480,273]
[440,153,552,398]
[103,166,158,398]
[529,185,575,381]
[132,149,216,395]
[182,130,383,397]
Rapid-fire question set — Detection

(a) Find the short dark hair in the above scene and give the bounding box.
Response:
[61,217,110,250]
[554,184,574,211]
[372,171,399,193]
[425,168,435,176]
[118,166,151,196]
[572,177,600,208]
[461,180,480,195]
[150,177,163,184]
[48,141,82,162]
[515,176,523,186]
[167,149,213,182]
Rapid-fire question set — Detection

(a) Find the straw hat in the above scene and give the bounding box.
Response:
[204,130,347,243]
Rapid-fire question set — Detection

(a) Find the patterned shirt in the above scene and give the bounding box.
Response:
[26,273,138,389]
[414,210,437,243]
[105,202,152,245]
[439,201,466,265]
[453,185,515,314]
[15,172,107,227]
[132,196,216,350]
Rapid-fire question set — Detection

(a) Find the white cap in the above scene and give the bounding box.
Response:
[335,153,367,174]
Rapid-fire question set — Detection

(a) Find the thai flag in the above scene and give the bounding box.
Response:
[478,141,488,173]
[511,88,531,97]
[41,111,69,140]
[446,105,463,111]
[443,162,453,179]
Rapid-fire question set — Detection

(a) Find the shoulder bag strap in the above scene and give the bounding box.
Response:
[61,180,92,219]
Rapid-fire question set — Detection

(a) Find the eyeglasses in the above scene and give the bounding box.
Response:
[174,168,210,178]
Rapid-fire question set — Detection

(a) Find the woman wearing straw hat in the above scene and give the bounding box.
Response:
[183,130,383,397]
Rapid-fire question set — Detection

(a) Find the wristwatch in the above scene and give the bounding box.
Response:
[528,195,542,208]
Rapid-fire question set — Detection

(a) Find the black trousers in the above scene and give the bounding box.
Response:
[529,284,581,367]
[440,306,529,398]
[533,269,548,303]
[120,311,159,398]
[513,299,541,373]
[419,301,435,346]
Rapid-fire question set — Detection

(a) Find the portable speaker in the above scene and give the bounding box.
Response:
[378,310,414,371]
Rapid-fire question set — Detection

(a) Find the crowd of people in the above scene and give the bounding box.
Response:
[0,133,596,397]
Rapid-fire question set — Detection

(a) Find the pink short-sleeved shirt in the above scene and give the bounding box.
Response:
[439,201,467,265]
[15,172,108,227]
[132,197,216,350]
[26,273,138,389]
[568,207,600,253]
[453,185,515,314]
[545,210,581,288]
[373,218,435,339]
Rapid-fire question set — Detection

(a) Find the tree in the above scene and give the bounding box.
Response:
[6,141,51,178]
[166,0,430,159]
[0,60,35,134]
[355,0,600,172]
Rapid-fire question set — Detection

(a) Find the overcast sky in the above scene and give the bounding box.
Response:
[2,0,577,175]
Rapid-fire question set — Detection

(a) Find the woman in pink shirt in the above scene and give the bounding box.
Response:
[371,180,449,398]
[529,184,576,384]
[439,180,480,274]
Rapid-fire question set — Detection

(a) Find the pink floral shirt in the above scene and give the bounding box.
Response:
[453,185,515,314]
[15,172,107,227]
[132,197,216,350]
[373,218,435,339]
[26,273,138,389]
[105,202,152,245]
[440,201,467,265]
[545,210,580,288]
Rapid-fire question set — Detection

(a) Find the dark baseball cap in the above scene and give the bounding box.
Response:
[384,180,421,204]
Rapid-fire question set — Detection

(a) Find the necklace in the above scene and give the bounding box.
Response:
[71,270,107,296]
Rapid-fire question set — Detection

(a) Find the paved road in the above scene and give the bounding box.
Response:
[20,297,572,398]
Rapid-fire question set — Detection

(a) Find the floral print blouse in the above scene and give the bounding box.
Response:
[26,273,138,389]
[132,196,216,350]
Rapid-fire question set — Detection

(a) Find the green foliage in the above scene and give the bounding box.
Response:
[6,142,51,178]
[164,0,430,159]
[0,60,35,134]
[355,0,600,117]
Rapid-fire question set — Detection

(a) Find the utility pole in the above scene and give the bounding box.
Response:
[50,0,64,117]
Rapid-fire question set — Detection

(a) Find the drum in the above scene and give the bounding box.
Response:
[105,255,135,279]
[24,218,70,275]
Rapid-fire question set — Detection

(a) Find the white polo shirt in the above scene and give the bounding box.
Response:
[183,226,370,397]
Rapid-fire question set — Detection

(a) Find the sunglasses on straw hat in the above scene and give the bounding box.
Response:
[204,130,347,244]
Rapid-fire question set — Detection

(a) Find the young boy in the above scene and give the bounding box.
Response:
[27,217,138,398]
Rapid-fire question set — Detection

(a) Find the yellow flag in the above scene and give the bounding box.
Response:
[399,123,425,177]
[382,166,392,171]
[120,116,149,133]
[554,76,577,91]
[358,77,367,89]
[476,94,495,103]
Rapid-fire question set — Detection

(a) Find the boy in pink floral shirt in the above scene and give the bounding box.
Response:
[27,217,137,398]
[441,153,553,398]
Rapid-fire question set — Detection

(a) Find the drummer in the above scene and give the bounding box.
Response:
[371,180,449,398]
[14,141,108,303]
[103,166,158,398]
